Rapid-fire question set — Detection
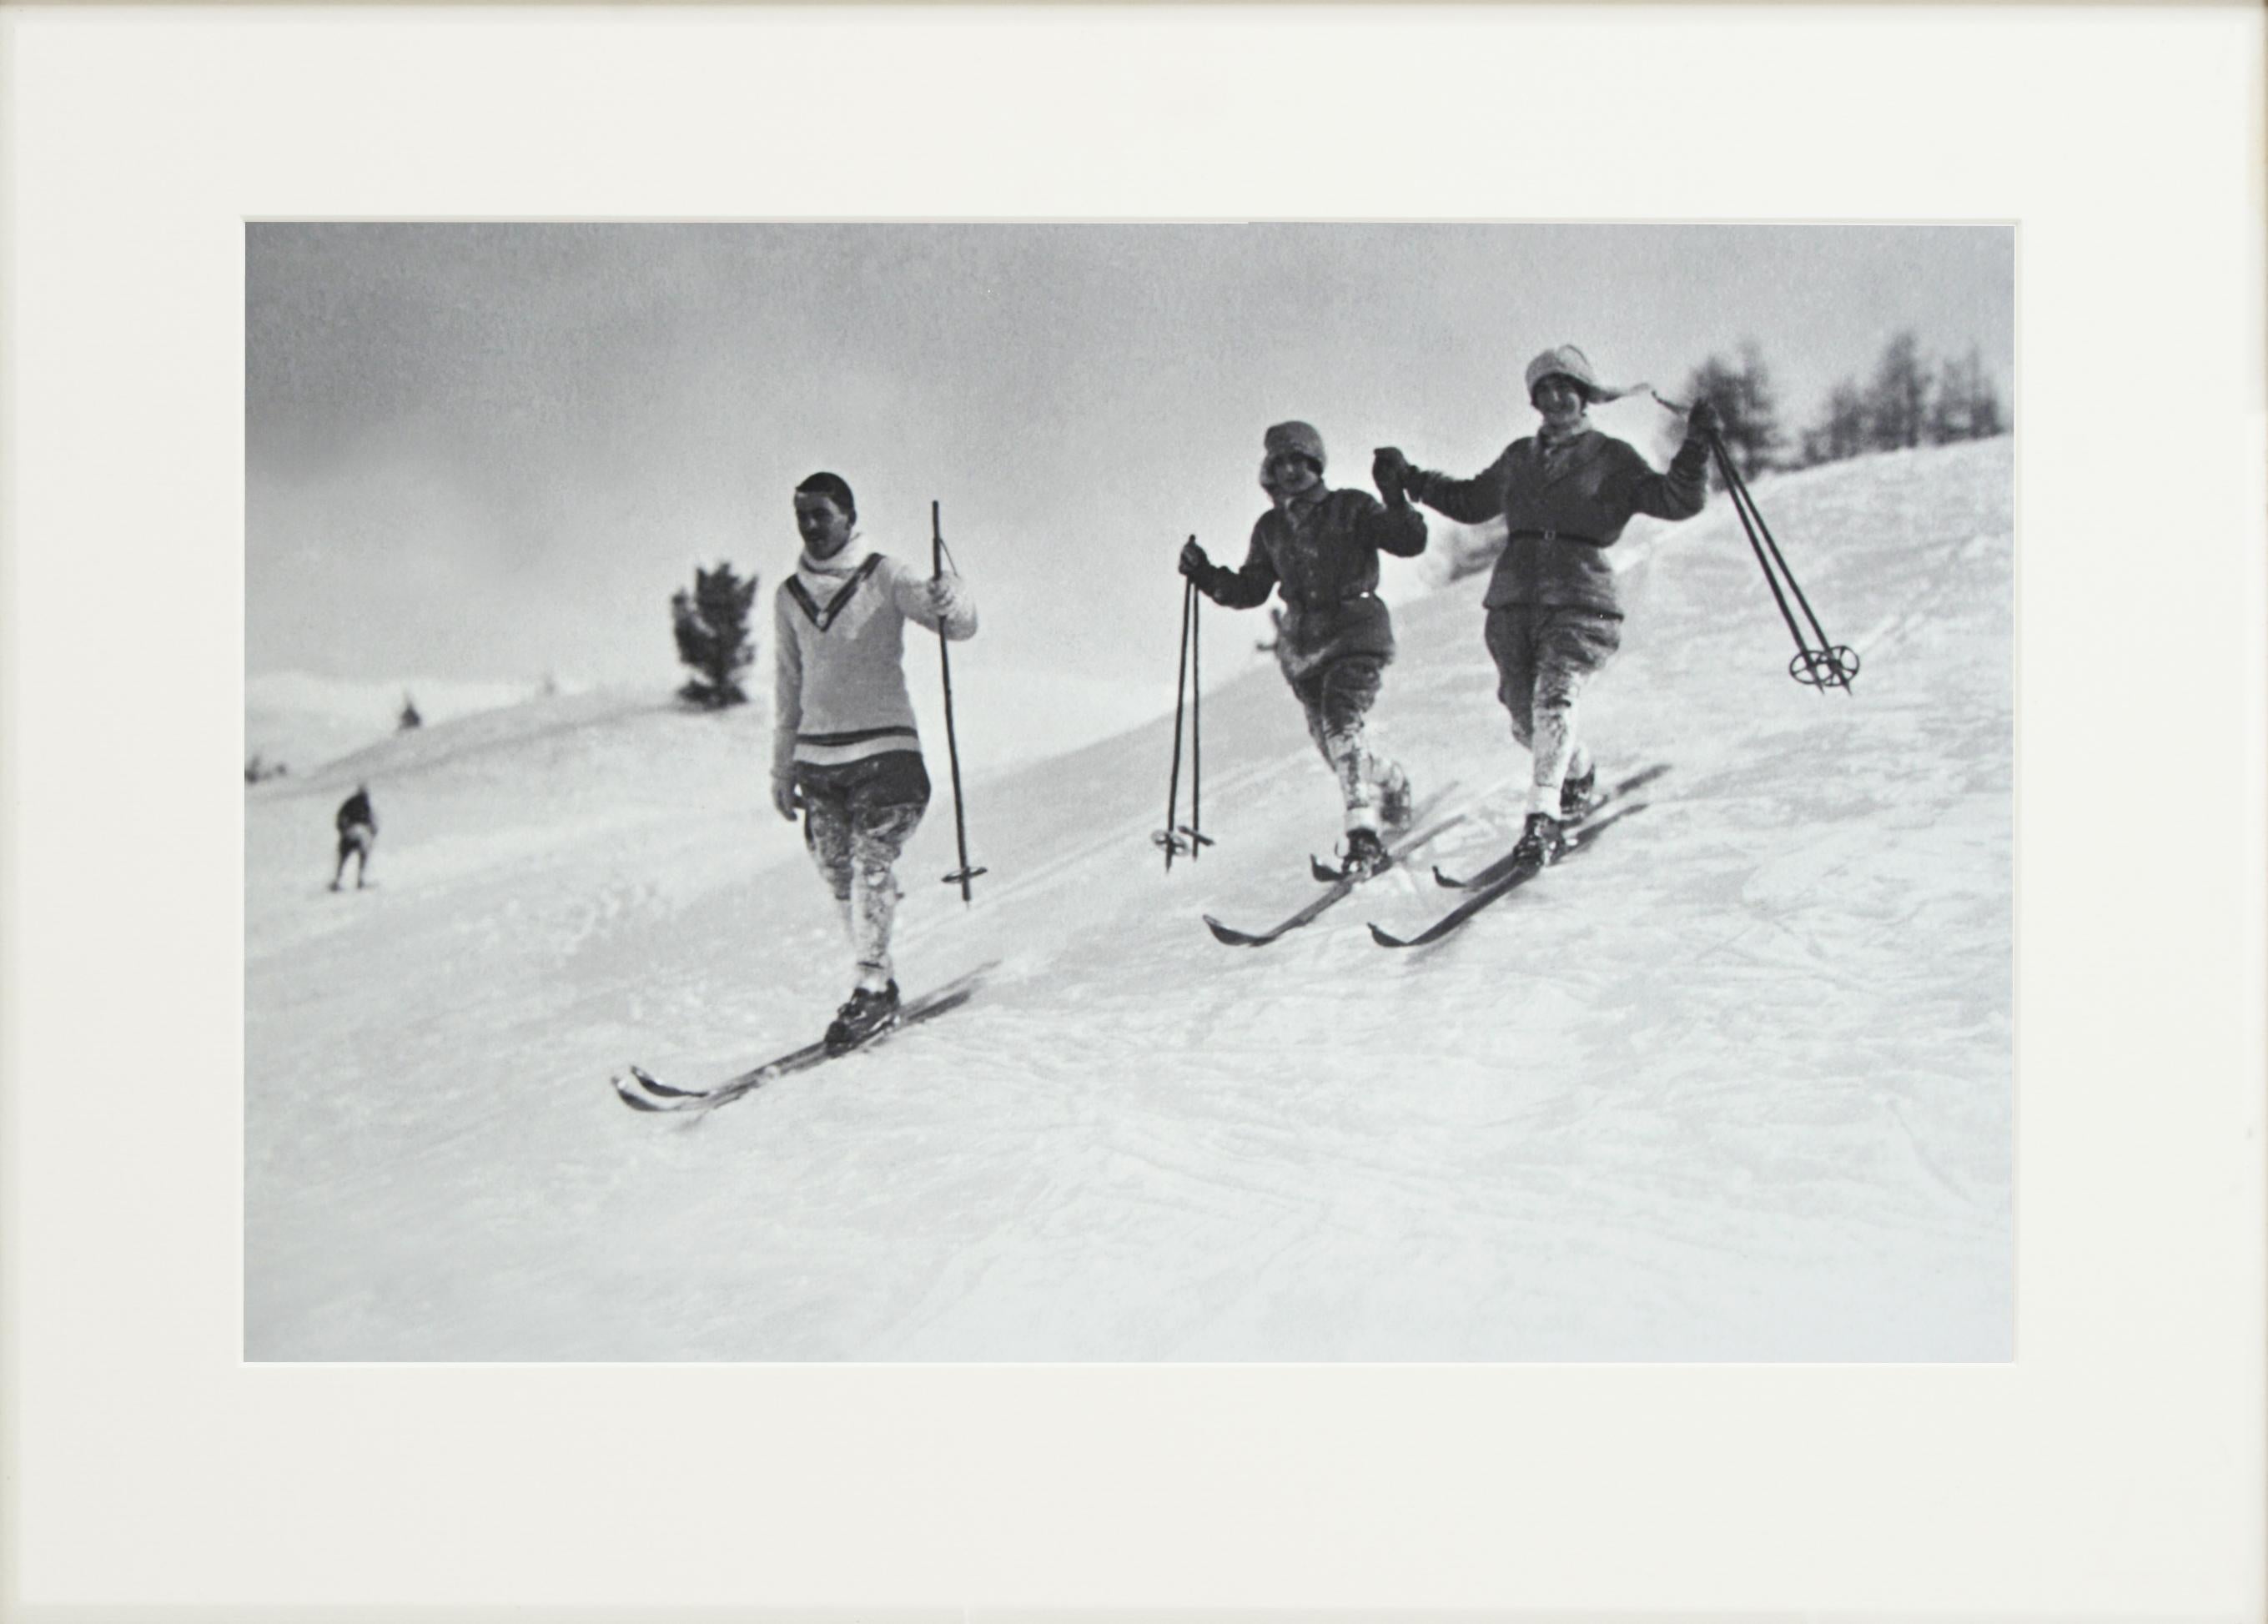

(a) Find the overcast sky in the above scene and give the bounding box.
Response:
[247,223,2012,696]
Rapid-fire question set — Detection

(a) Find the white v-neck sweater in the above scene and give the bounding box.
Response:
[771,539,978,781]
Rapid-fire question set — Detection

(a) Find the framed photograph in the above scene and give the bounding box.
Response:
[244,216,2015,1365]
[5,3,2261,1619]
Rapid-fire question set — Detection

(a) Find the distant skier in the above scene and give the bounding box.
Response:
[331,784,376,891]
[1376,345,1718,868]
[772,471,978,1053]
[1178,420,1429,879]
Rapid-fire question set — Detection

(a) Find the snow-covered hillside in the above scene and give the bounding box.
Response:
[245,438,2013,1361]
[245,671,571,778]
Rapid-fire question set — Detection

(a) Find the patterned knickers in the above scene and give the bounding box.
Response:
[797,751,932,988]
[1287,654,1403,832]
[1483,605,1622,813]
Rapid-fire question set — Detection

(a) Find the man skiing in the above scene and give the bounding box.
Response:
[1375,345,1718,869]
[331,783,376,891]
[1178,420,1429,879]
[772,471,978,1053]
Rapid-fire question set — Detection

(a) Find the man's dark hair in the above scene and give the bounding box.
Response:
[795,471,857,522]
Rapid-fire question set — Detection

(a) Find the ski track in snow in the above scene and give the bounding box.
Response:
[244,440,2014,1362]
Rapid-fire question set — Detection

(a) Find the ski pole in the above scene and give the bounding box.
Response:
[1178,577,1213,859]
[1711,432,1837,689]
[1654,393,1858,693]
[931,500,987,901]
[1191,589,1203,851]
[1709,435,1856,692]
[1156,571,1195,871]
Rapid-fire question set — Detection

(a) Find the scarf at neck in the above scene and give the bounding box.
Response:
[798,534,874,581]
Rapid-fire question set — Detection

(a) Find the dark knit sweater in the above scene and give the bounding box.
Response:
[1407,428,1708,616]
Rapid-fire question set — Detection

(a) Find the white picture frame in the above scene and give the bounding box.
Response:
[3,3,2261,1617]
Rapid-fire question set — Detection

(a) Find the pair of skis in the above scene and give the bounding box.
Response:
[613,770,1667,1112]
[612,963,993,1116]
[1201,787,1466,948]
[1203,765,1668,950]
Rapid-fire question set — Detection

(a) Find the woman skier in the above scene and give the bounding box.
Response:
[1178,420,1429,879]
[1375,345,1718,868]
[771,471,978,1053]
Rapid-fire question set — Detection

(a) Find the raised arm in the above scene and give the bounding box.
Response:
[1399,443,1516,527]
[1353,486,1429,558]
[1612,405,1717,522]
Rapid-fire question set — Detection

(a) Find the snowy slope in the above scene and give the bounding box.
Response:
[245,438,2013,1361]
[244,671,566,776]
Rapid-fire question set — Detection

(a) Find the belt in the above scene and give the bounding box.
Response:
[1506,528,1605,547]
[1285,589,1379,611]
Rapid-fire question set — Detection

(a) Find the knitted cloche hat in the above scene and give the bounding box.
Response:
[1262,420,1327,473]
[1524,344,1646,405]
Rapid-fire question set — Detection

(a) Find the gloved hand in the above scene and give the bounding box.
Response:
[1179,539,1213,582]
[1687,399,1722,441]
[1371,446,1413,501]
[771,773,802,822]
[926,573,968,617]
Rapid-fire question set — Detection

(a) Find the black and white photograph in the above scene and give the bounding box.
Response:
[247,220,2016,1363]
[8,3,2263,1618]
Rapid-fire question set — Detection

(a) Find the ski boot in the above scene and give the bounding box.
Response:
[1340,827,1392,882]
[1558,764,1597,822]
[824,980,901,1054]
[1378,766,1415,831]
[1510,811,1566,870]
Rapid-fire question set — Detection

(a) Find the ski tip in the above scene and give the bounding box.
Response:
[624,1063,702,1099]
[1201,913,1253,947]
[1431,864,1463,889]
[1366,922,1411,949]
[613,1079,667,1112]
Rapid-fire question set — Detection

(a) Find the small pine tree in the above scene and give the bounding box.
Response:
[1928,353,1974,444]
[1729,340,1784,474]
[672,561,762,709]
[1864,329,1931,451]
[1802,379,1870,466]
[1682,340,1783,481]
[398,693,423,731]
[1964,347,2008,438]
[1830,381,1870,460]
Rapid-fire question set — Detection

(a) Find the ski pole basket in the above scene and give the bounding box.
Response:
[1710,433,1858,692]
[1657,392,1856,693]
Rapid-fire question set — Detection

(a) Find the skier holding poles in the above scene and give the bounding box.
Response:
[1178,420,1429,880]
[771,471,978,1053]
[1375,345,1718,870]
